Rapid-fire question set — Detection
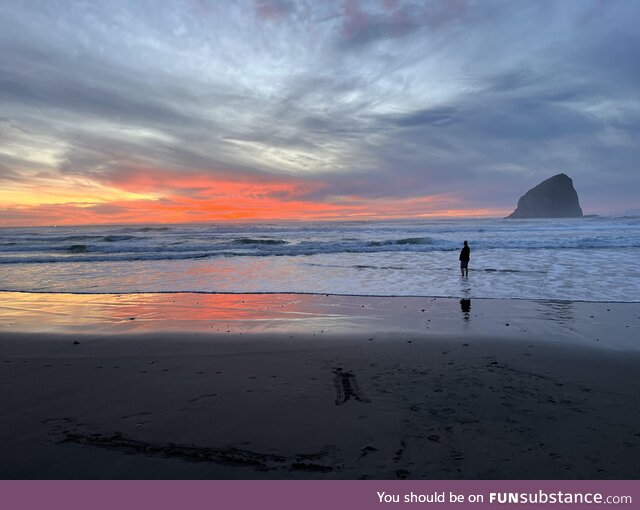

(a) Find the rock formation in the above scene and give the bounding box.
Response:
[507,173,583,219]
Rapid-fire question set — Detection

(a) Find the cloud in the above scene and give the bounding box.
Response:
[393,107,457,127]
[1,0,639,223]
[337,0,471,49]
[254,0,296,20]
[84,204,129,216]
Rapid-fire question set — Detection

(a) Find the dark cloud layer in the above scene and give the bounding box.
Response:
[1,0,639,219]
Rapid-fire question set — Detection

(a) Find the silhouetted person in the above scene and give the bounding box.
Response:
[459,240,470,277]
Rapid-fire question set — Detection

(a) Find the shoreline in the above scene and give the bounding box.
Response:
[3,288,640,304]
[1,292,639,479]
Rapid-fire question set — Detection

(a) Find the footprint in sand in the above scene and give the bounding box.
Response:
[360,445,378,457]
[42,417,73,426]
[393,440,406,462]
[121,411,152,420]
[188,393,218,404]
[121,411,152,427]
[178,393,219,412]
[332,368,371,405]
[41,417,82,438]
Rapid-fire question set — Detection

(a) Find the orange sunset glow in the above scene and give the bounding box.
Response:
[0,167,507,226]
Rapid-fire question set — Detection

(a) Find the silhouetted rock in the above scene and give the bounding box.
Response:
[507,173,583,218]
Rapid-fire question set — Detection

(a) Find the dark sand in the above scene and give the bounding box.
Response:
[0,292,639,479]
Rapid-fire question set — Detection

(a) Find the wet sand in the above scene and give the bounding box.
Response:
[0,292,639,479]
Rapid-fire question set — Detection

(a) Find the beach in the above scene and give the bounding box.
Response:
[4,1,640,502]
[1,292,639,479]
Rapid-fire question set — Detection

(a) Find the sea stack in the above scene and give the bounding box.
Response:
[507,173,583,219]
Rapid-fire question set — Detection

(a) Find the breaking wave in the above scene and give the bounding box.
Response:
[0,217,639,265]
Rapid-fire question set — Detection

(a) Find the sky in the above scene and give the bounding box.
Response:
[1,0,639,226]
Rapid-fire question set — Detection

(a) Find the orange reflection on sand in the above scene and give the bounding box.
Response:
[0,292,351,334]
[1,292,619,346]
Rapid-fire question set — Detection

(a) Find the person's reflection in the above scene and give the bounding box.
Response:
[460,298,471,322]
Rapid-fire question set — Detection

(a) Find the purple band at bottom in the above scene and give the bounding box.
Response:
[2,480,639,510]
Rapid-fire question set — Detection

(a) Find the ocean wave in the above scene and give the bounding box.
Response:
[117,226,172,233]
[353,265,407,270]
[1,234,103,243]
[102,235,138,242]
[1,235,639,259]
[0,251,214,264]
[398,237,435,245]
[0,242,637,264]
[1,218,639,263]
[1,218,638,302]
[65,244,89,253]
[482,268,546,274]
[234,238,288,245]
[368,237,435,246]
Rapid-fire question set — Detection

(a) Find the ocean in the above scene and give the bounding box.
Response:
[0,217,638,302]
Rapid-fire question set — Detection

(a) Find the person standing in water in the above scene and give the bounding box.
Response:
[459,240,470,277]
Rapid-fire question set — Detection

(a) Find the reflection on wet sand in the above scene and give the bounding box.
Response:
[0,292,637,350]
[460,298,471,322]
[0,292,354,334]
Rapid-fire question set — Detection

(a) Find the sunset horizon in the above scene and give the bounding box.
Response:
[1,201,510,228]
